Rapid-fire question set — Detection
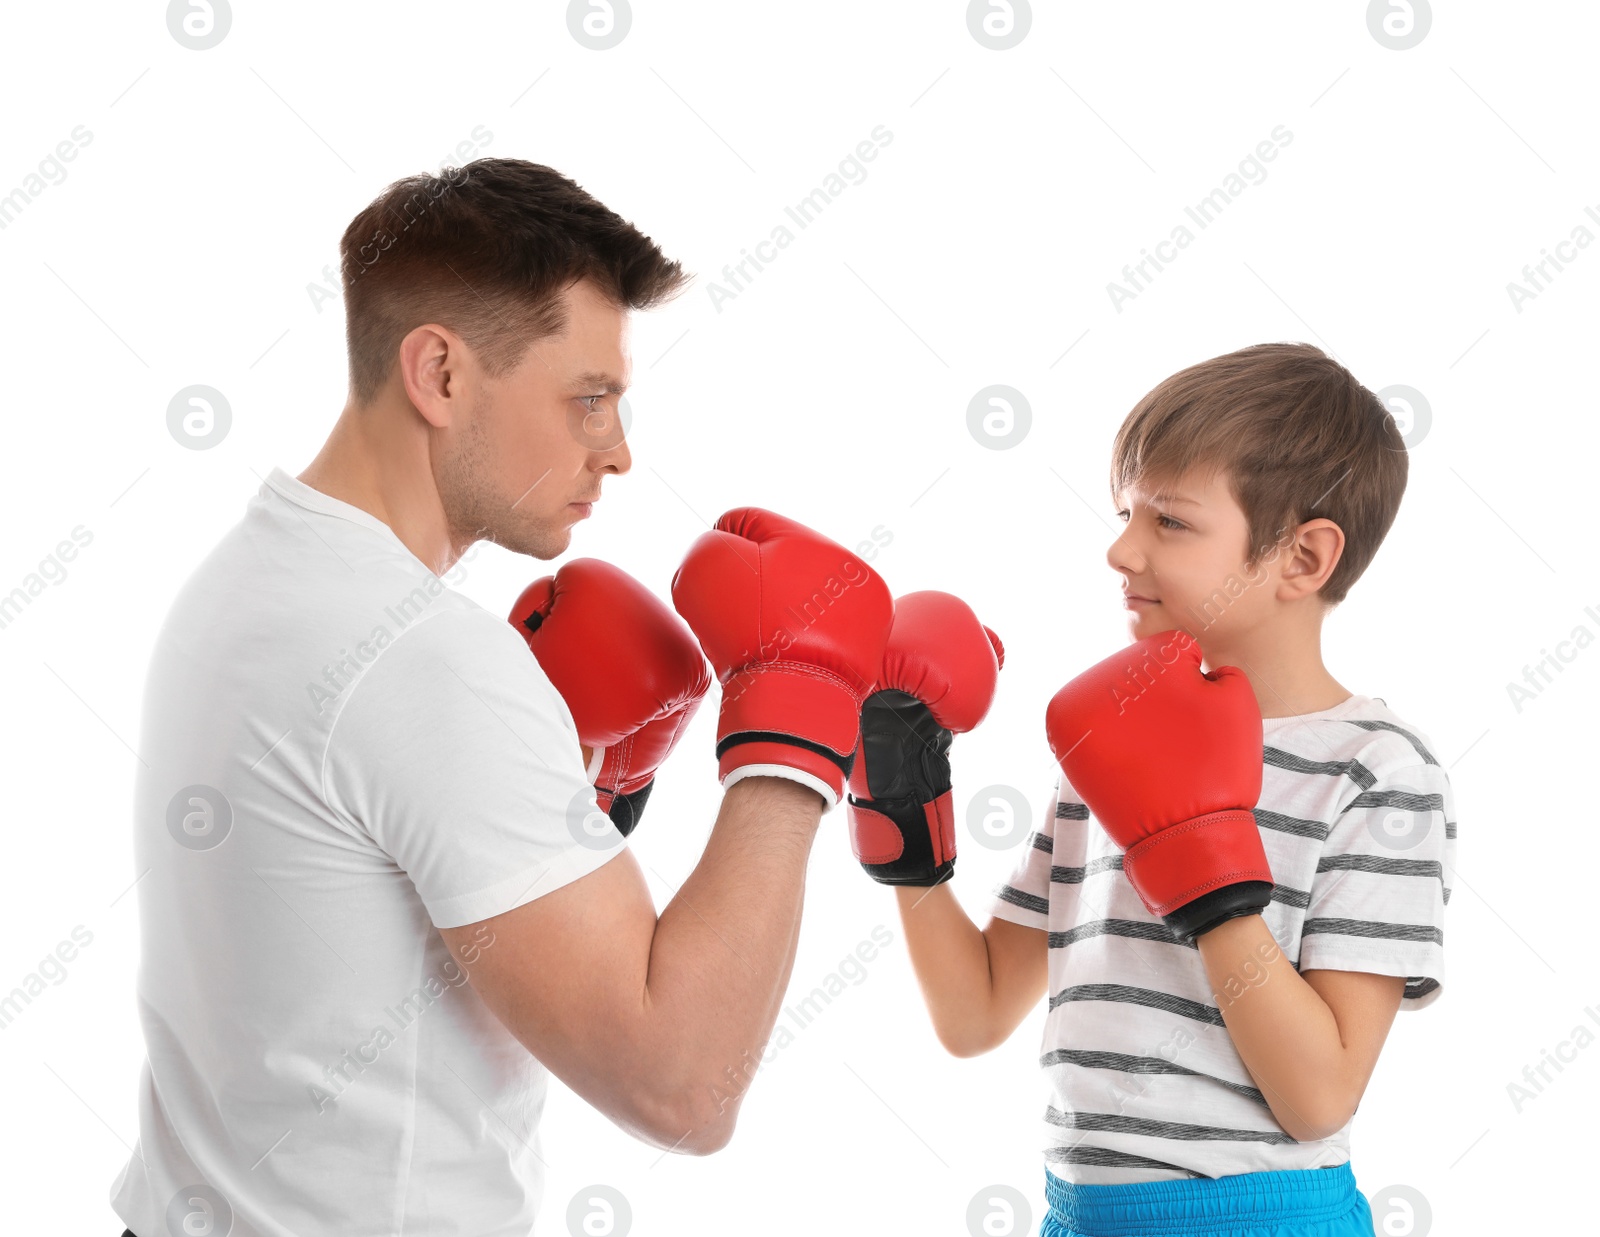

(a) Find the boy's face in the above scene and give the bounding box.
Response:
[1108,466,1279,663]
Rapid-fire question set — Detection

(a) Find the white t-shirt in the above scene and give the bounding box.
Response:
[111,468,622,1237]
[991,693,1456,1184]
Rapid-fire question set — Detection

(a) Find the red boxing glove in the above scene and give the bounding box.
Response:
[1045,629,1272,941]
[847,592,1004,885]
[510,558,711,836]
[671,508,894,808]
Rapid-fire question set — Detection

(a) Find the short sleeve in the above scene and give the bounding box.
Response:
[988,777,1066,930]
[323,606,623,930]
[1296,760,1456,1009]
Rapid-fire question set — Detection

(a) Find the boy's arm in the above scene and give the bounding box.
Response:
[1196,913,1404,1142]
[894,885,1048,1058]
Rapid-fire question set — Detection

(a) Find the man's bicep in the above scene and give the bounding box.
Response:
[439,849,661,1125]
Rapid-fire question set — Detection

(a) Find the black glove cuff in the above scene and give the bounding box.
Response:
[605,779,655,838]
[1163,881,1274,943]
[849,793,955,888]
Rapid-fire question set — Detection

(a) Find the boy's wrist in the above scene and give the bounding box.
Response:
[1192,908,1266,947]
[893,881,955,912]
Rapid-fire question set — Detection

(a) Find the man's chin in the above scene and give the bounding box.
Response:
[527,529,573,560]
[484,523,572,562]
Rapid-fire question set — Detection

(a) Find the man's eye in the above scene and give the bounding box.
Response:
[581,395,604,409]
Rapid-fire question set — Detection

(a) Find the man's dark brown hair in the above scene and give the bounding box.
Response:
[1110,342,1408,606]
[339,157,691,405]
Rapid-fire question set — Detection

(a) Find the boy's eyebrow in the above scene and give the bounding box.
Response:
[1146,490,1201,507]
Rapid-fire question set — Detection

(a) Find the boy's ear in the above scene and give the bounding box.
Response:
[1277,518,1345,602]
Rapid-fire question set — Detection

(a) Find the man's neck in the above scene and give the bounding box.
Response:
[299,405,459,575]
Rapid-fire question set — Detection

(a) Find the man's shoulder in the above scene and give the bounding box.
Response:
[323,598,576,771]
[353,597,541,690]
[172,476,443,615]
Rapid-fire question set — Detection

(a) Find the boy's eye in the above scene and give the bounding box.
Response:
[1113,508,1183,530]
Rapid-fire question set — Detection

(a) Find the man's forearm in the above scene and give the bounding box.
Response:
[1196,914,1353,1141]
[637,775,822,1147]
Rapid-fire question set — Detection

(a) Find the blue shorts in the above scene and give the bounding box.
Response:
[1041,1161,1373,1237]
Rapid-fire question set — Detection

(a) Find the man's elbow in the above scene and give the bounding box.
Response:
[631,1086,738,1156]
[666,1118,735,1156]
[648,1109,735,1157]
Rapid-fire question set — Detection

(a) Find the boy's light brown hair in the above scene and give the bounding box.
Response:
[1109,342,1408,606]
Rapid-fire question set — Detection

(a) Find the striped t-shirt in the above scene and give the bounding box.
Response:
[990,692,1455,1184]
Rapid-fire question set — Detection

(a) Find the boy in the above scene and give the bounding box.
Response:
[849,342,1455,1236]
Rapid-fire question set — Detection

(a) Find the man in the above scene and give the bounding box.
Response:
[111,158,891,1236]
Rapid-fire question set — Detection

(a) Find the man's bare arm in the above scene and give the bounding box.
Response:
[439,776,820,1154]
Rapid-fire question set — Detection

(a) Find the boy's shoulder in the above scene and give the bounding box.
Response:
[1262,693,1446,788]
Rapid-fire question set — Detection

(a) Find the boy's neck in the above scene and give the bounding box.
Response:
[1200,613,1352,720]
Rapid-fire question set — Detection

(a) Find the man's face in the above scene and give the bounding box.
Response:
[437,278,633,560]
[1107,467,1280,662]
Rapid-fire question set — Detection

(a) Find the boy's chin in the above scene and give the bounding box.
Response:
[1125,607,1165,639]
[1126,608,1199,646]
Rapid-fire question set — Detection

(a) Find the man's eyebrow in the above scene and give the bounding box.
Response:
[571,370,628,394]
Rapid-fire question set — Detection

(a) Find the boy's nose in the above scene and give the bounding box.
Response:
[1106,528,1144,575]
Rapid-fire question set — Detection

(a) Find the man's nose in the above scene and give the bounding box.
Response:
[600,434,632,476]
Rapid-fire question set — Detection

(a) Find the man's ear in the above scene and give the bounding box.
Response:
[397,323,466,430]
[1277,518,1345,602]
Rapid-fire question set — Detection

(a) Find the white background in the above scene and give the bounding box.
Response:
[1,1,1594,1233]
